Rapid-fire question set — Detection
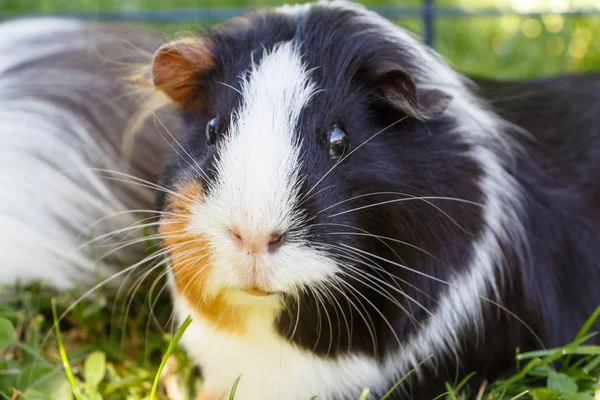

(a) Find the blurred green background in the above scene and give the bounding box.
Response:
[0,0,598,79]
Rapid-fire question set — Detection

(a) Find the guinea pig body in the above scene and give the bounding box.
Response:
[0,18,178,288]
[150,2,600,399]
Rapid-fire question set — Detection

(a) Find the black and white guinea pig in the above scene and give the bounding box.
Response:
[2,1,600,399]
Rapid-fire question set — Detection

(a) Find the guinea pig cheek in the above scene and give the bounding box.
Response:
[159,183,244,333]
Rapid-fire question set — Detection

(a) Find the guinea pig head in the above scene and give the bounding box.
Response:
[150,7,486,356]
[151,27,349,334]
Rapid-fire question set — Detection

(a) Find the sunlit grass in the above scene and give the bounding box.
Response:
[0,281,201,399]
[1,1,599,78]
[1,282,599,399]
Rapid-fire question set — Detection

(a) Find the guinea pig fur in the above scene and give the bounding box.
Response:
[0,18,180,288]
[152,2,600,398]
[2,1,600,399]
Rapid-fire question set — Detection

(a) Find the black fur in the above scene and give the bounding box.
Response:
[158,5,600,399]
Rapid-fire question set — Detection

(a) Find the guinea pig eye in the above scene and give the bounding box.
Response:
[206,117,219,146]
[328,124,350,160]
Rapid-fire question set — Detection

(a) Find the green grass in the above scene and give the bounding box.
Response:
[0,282,599,399]
[1,0,599,79]
[0,281,201,399]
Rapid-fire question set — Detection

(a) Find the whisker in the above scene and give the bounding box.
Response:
[95,175,183,201]
[79,228,186,269]
[316,281,351,354]
[305,285,324,353]
[124,241,209,336]
[344,251,436,313]
[117,257,172,344]
[308,284,335,355]
[89,168,194,202]
[78,218,182,251]
[133,79,209,181]
[338,263,426,329]
[296,184,336,208]
[216,81,243,96]
[310,236,439,310]
[288,286,302,344]
[335,278,403,350]
[146,269,173,333]
[313,242,431,329]
[319,191,483,217]
[326,195,480,235]
[325,278,379,358]
[35,245,175,370]
[337,243,545,348]
[300,116,410,202]
[314,221,444,265]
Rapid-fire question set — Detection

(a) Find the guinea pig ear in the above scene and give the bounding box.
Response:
[149,37,215,108]
[370,60,452,119]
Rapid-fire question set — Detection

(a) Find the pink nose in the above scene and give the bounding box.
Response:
[230,227,285,254]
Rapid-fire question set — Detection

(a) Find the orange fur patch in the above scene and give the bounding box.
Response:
[159,182,250,334]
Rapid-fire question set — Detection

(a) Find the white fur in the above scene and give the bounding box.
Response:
[177,289,377,398]
[186,41,339,296]
[0,19,153,288]
[174,292,382,400]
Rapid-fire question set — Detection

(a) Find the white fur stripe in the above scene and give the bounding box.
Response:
[211,41,314,235]
[309,0,526,392]
[272,1,526,395]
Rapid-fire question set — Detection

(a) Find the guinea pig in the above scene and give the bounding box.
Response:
[0,18,179,288]
[147,1,600,399]
[1,1,600,399]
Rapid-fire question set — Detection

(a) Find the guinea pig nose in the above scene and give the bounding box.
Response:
[230,227,245,248]
[229,227,285,254]
[267,232,285,253]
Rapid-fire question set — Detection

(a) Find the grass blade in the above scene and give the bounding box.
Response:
[51,298,82,400]
[510,390,530,400]
[454,372,477,393]
[583,355,600,374]
[150,315,193,400]
[492,357,541,398]
[229,375,241,400]
[575,306,600,343]
[445,382,459,400]
[566,306,600,366]
[443,371,477,400]
[517,346,600,360]
[380,355,433,400]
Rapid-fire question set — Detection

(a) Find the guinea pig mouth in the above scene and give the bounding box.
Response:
[225,286,282,309]
[240,287,273,297]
